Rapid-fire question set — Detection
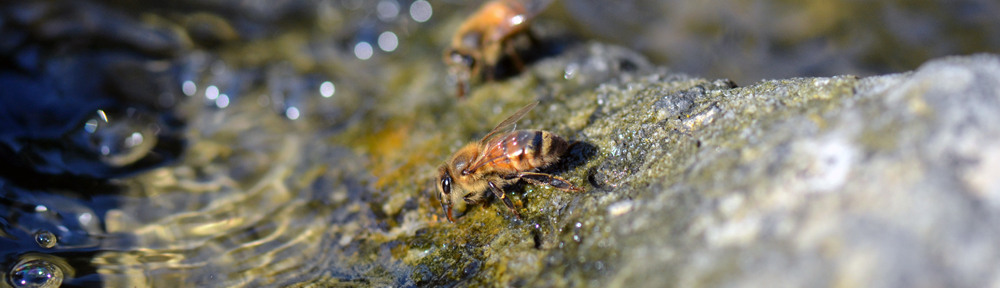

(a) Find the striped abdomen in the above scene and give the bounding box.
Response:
[486,130,568,173]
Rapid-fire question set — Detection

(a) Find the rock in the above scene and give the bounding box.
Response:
[472,48,1000,286]
[393,45,1000,287]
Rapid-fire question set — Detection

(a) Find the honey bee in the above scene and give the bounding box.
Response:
[436,101,582,222]
[444,0,553,98]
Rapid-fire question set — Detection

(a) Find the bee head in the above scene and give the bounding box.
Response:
[436,165,456,222]
[446,49,476,70]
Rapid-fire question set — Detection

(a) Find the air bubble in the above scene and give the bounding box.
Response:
[377,0,400,21]
[206,85,219,100]
[410,0,432,22]
[216,94,230,108]
[378,31,398,52]
[354,42,373,60]
[84,119,98,133]
[34,231,56,248]
[320,81,335,97]
[182,80,196,96]
[286,107,301,120]
[85,110,157,167]
[8,259,63,288]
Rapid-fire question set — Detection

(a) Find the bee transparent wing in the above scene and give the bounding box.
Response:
[478,101,538,146]
[463,136,510,175]
[463,101,538,174]
[517,0,554,17]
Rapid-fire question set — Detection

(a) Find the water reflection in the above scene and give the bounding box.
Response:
[286,107,301,120]
[216,94,231,108]
[354,42,374,60]
[206,85,220,100]
[320,81,336,98]
[377,0,401,21]
[379,31,399,52]
[410,0,432,22]
[182,81,197,96]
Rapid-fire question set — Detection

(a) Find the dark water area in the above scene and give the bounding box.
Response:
[1,0,998,287]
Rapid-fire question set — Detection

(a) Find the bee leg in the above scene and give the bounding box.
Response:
[526,28,539,47]
[504,38,525,72]
[484,65,496,81]
[516,172,584,192]
[488,181,522,220]
[455,72,468,99]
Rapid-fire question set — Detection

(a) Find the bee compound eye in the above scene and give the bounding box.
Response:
[461,55,475,67]
[450,53,469,67]
[448,51,474,68]
[440,176,452,195]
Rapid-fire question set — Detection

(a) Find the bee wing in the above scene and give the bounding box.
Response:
[516,0,554,17]
[463,139,509,175]
[477,101,538,146]
[464,101,539,174]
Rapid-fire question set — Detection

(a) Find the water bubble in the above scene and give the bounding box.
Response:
[257,94,270,107]
[377,0,400,21]
[34,205,47,212]
[354,42,373,60]
[341,0,363,10]
[206,85,219,100]
[8,259,63,288]
[34,231,56,248]
[123,132,144,148]
[78,213,93,226]
[210,61,226,75]
[378,31,398,52]
[564,63,579,80]
[286,107,301,120]
[158,92,175,108]
[182,81,197,96]
[320,81,335,98]
[96,110,108,122]
[85,110,157,167]
[410,0,432,22]
[216,94,230,108]
[84,119,98,133]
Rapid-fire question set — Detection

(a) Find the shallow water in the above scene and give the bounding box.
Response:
[1,0,998,287]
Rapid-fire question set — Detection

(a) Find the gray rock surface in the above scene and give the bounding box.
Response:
[516,50,1000,287]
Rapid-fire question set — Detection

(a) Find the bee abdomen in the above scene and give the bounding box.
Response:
[507,130,566,170]
[536,131,568,166]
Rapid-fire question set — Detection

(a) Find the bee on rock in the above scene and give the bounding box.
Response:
[444,0,553,98]
[436,101,582,222]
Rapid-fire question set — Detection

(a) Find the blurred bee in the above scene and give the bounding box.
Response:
[444,0,554,98]
[436,101,582,222]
